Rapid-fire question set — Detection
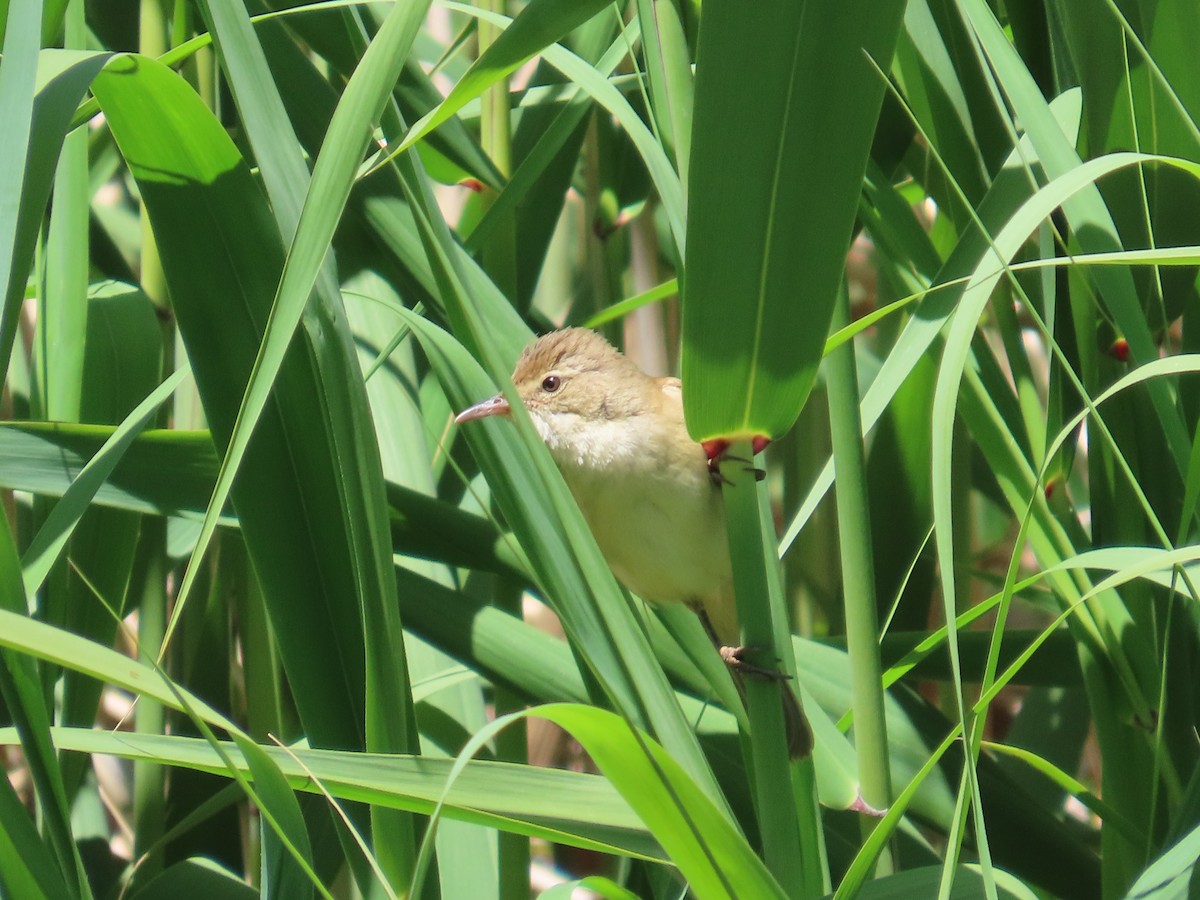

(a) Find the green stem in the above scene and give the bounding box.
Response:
[722,439,806,896]
[131,519,167,880]
[826,292,893,866]
[131,1,171,882]
[494,580,529,900]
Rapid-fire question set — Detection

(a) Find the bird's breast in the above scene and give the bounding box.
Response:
[554,427,732,608]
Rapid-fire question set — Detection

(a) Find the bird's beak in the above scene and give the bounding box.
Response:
[455,393,512,424]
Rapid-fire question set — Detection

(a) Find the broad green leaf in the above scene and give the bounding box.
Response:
[634,0,694,185]
[682,0,906,441]
[196,0,427,877]
[41,282,162,798]
[91,53,372,751]
[39,45,90,426]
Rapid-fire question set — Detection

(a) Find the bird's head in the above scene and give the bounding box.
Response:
[456,329,653,462]
[453,328,662,472]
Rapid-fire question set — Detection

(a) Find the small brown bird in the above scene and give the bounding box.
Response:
[457,328,810,757]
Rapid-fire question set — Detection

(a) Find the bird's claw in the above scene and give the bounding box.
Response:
[707,455,766,486]
[719,645,791,681]
[707,457,733,486]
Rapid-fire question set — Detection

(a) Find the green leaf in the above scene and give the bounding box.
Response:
[529,704,786,900]
[196,0,429,877]
[127,858,257,900]
[20,368,184,597]
[0,513,88,898]
[0,769,73,900]
[91,53,373,752]
[0,724,662,862]
[0,47,110,382]
[682,0,906,441]
[1123,820,1200,899]
[539,876,640,900]
[0,422,526,578]
[233,735,315,900]
[850,864,1038,899]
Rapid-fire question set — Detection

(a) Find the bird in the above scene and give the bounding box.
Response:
[456,328,810,757]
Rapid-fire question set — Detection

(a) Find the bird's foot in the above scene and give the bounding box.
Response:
[706,455,766,487]
[702,438,770,486]
[707,456,733,486]
[719,645,791,681]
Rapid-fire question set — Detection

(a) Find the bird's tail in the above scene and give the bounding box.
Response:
[731,673,812,759]
[780,684,812,759]
[696,609,812,757]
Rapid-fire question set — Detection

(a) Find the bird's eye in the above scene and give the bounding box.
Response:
[541,374,562,393]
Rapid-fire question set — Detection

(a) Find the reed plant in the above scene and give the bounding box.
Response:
[2,1,1198,897]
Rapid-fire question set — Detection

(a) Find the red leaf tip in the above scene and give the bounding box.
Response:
[701,436,772,460]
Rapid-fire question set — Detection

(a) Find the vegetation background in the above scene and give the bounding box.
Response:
[2,0,1199,897]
